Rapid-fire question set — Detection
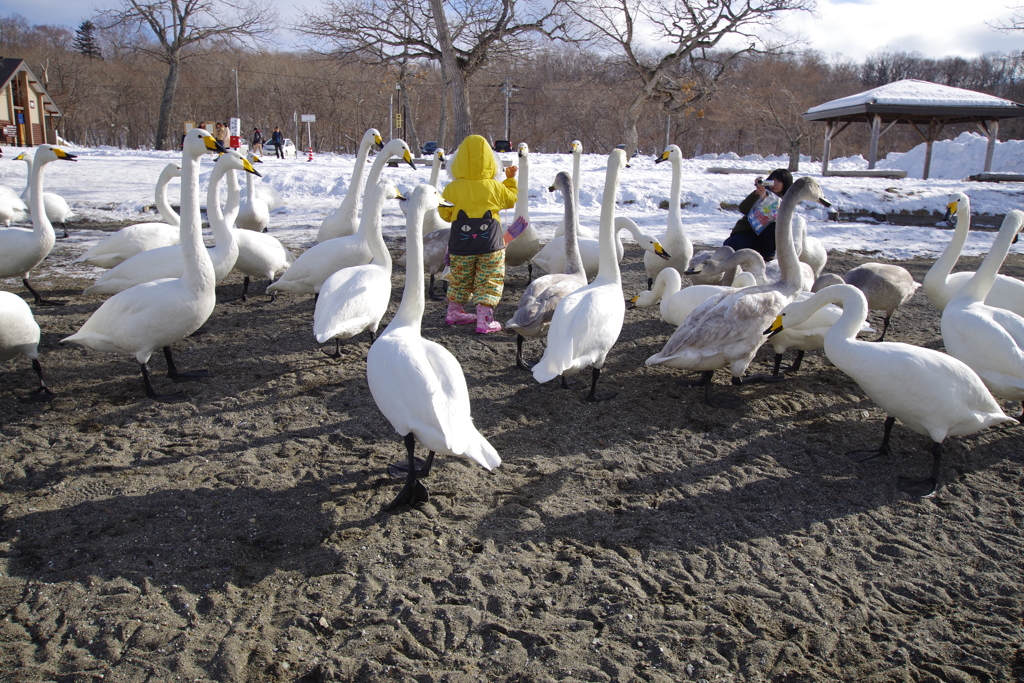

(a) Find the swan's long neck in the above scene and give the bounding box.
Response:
[956,211,1023,304]
[429,155,441,189]
[572,151,581,209]
[180,151,214,288]
[20,157,32,201]
[223,167,241,229]
[390,194,429,332]
[594,153,624,285]
[345,135,374,208]
[819,285,871,347]
[658,268,682,321]
[515,153,530,221]
[668,156,683,234]
[562,179,584,277]
[156,167,181,226]
[363,185,391,264]
[725,250,767,283]
[365,143,400,199]
[773,186,804,295]
[924,196,971,300]
[28,155,53,242]
[244,166,255,203]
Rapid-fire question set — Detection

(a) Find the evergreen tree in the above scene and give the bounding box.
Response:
[73,20,102,60]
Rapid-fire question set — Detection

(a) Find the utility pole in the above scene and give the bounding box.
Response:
[232,69,240,121]
[501,78,518,141]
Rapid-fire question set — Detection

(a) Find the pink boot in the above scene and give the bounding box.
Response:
[445,301,475,325]
[476,305,502,334]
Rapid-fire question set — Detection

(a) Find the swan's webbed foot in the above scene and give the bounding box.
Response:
[57,224,69,239]
[515,335,536,371]
[24,279,66,307]
[385,437,434,511]
[676,371,713,388]
[585,367,616,402]
[21,386,55,403]
[847,416,895,463]
[559,375,580,389]
[163,346,210,383]
[322,339,343,359]
[897,442,942,498]
[141,362,188,403]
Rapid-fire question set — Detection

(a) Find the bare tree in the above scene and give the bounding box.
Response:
[97,0,276,149]
[567,0,814,156]
[298,0,571,143]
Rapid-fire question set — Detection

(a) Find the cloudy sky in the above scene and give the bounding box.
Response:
[2,0,1021,61]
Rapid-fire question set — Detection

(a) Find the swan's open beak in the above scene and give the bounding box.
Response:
[241,159,262,177]
[374,134,384,149]
[764,315,784,337]
[654,243,671,260]
[55,148,77,162]
[655,151,669,164]
[403,149,415,169]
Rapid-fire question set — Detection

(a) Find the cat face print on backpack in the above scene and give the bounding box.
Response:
[447,210,504,255]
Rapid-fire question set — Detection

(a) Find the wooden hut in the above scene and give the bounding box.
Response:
[0,58,63,148]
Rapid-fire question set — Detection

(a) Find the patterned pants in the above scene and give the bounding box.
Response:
[447,250,505,308]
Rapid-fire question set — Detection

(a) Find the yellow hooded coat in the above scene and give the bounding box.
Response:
[439,135,518,225]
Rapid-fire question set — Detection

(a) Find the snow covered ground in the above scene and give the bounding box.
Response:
[2,131,1023,279]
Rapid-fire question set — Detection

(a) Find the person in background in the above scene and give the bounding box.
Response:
[214,122,230,148]
[723,168,793,262]
[270,127,285,159]
[251,127,263,156]
[439,134,518,334]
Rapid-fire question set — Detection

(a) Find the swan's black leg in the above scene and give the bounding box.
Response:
[772,353,783,377]
[527,263,533,283]
[141,361,187,403]
[322,338,342,359]
[647,277,653,290]
[897,441,942,498]
[773,350,805,376]
[874,314,893,342]
[368,329,377,343]
[788,350,805,373]
[23,278,65,307]
[164,346,210,382]
[515,334,535,371]
[678,371,742,409]
[57,222,69,239]
[21,359,55,403]
[428,274,445,301]
[847,415,894,463]
[586,367,617,402]
[227,276,252,305]
[385,434,430,510]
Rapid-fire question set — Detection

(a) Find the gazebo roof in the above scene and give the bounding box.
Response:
[802,79,1024,124]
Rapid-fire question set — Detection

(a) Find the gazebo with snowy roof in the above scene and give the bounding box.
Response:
[801,79,1024,179]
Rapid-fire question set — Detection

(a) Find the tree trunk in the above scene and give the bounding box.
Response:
[428,0,472,142]
[622,94,645,159]
[787,137,801,172]
[155,58,181,151]
[437,61,449,149]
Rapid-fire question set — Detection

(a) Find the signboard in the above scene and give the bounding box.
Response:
[230,135,240,149]
[229,117,240,136]
[4,125,15,137]
[16,113,24,124]
[300,114,315,122]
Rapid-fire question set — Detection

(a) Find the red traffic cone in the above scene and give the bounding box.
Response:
[307,146,313,162]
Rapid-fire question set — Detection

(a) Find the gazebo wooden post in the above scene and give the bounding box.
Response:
[981,119,999,173]
[868,114,881,169]
[922,119,937,180]
[821,120,833,174]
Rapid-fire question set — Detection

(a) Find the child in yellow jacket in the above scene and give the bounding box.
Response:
[440,135,518,334]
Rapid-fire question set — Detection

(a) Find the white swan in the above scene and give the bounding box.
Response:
[768,283,1013,496]
[532,149,628,401]
[0,144,77,305]
[366,183,500,510]
[14,150,73,237]
[688,246,814,291]
[504,143,542,279]
[646,177,832,408]
[61,129,227,402]
[73,162,183,269]
[630,267,757,328]
[235,151,270,232]
[551,140,592,238]
[222,164,295,301]
[645,144,694,288]
[318,133,414,242]
[267,174,401,296]
[314,181,400,358]
[399,147,448,235]
[84,150,258,295]
[0,184,28,226]
[506,171,588,370]
[941,210,1024,421]
[842,263,919,341]
[924,192,1024,316]
[793,214,828,278]
[763,289,873,376]
[0,290,53,400]
[533,215,668,280]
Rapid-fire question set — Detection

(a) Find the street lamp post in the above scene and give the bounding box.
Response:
[232,69,239,121]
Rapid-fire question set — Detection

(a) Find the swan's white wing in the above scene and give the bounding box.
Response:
[506,273,587,337]
[313,266,390,342]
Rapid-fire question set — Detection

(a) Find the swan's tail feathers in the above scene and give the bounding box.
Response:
[463,436,501,471]
[532,356,561,384]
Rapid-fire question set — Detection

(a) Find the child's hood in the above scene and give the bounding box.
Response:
[450,135,497,180]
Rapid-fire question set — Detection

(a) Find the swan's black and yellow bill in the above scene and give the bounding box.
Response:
[440,197,454,207]
[241,158,262,177]
[54,148,77,162]
[655,150,670,164]
[395,191,407,201]
[944,199,958,222]
[14,152,26,161]
[374,133,384,149]
[765,315,784,338]
[653,242,671,260]
[205,136,228,153]
[818,195,832,208]
[402,149,416,169]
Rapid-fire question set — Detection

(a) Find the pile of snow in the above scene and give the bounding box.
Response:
[879,131,1024,179]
